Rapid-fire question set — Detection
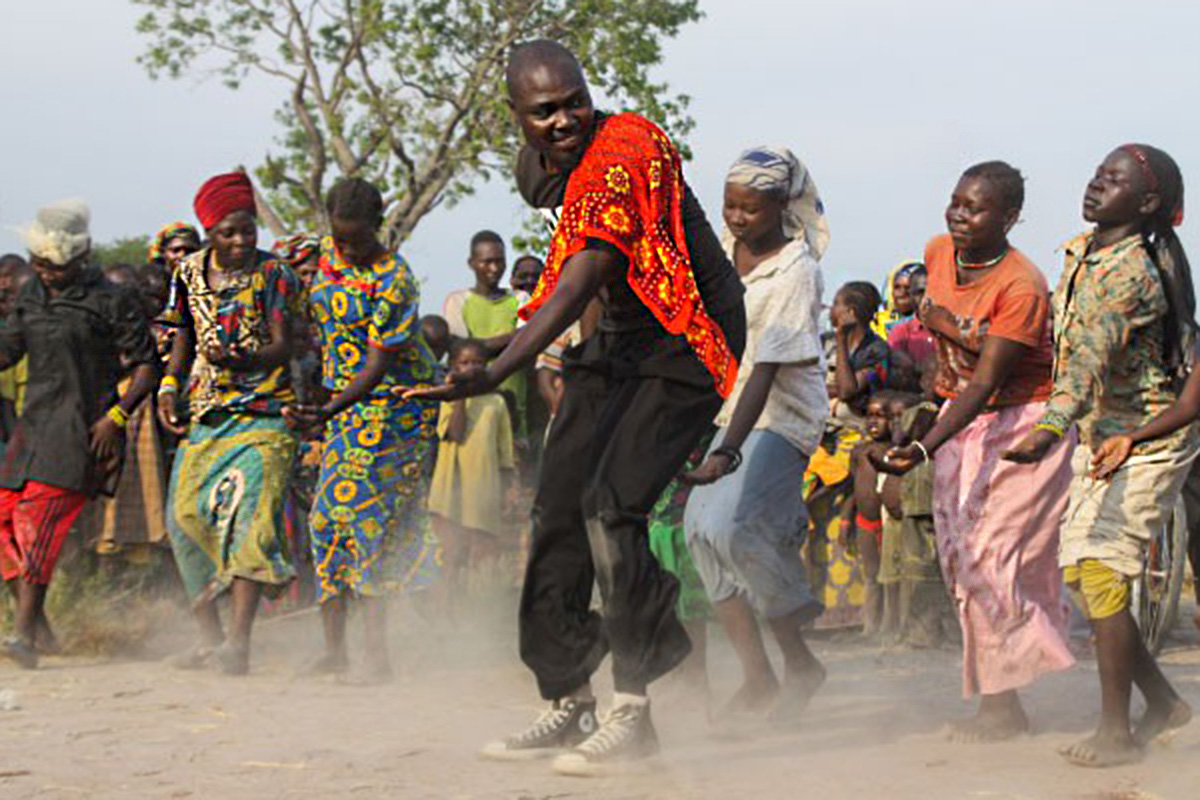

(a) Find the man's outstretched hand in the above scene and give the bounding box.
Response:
[399,364,496,402]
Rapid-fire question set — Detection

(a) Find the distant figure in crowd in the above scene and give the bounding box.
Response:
[887,264,937,370]
[420,314,452,364]
[0,200,157,669]
[148,222,202,358]
[511,254,544,295]
[407,40,745,773]
[873,260,923,338]
[846,390,895,635]
[443,231,528,439]
[159,172,303,675]
[877,162,1076,742]
[1017,145,1197,767]
[0,255,34,447]
[286,178,439,682]
[830,281,889,415]
[272,234,322,288]
[428,338,516,615]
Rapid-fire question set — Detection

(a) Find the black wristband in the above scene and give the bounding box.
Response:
[712,445,743,475]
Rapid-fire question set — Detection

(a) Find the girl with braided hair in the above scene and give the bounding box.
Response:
[1026,145,1197,767]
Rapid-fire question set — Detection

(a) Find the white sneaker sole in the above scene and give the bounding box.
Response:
[551,751,660,778]
[478,741,566,762]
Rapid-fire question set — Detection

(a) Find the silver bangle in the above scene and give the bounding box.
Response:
[914,441,930,463]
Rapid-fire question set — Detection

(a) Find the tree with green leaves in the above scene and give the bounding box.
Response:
[133,0,701,247]
[92,236,152,267]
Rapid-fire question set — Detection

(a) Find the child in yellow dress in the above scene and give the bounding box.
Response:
[428,339,516,611]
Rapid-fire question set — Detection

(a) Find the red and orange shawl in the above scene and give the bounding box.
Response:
[519,113,739,397]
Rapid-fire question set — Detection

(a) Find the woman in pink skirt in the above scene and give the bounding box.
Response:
[877,161,1075,741]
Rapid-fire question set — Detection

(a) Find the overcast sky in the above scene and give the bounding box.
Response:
[3,0,1199,314]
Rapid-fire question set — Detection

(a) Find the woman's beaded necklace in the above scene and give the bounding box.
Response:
[955,248,1008,269]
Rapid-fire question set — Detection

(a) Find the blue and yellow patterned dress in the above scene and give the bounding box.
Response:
[307,237,439,600]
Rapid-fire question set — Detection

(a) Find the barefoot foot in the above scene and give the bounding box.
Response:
[164,644,214,670]
[302,651,350,677]
[1059,732,1143,768]
[214,643,250,676]
[2,637,38,670]
[719,677,779,719]
[946,705,1029,743]
[360,656,394,686]
[768,662,826,724]
[1134,697,1192,746]
[34,619,61,656]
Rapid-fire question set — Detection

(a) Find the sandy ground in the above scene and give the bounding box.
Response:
[2,592,1199,800]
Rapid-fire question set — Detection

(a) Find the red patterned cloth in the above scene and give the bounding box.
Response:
[519,113,738,398]
[0,481,88,584]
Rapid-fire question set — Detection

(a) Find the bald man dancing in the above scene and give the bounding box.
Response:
[409,41,745,774]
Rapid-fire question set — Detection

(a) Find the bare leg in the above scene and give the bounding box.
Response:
[215,578,263,675]
[434,516,468,620]
[193,594,225,647]
[361,594,392,683]
[880,583,902,644]
[12,580,43,646]
[766,608,826,722]
[678,619,710,698]
[1056,607,1191,761]
[714,595,778,715]
[6,578,58,655]
[859,534,882,636]
[307,593,349,675]
[1190,525,1200,633]
[165,591,223,670]
[1131,628,1193,744]
[948,690,1029,743]
[1060,609,1141,765]
[2,580,46,668]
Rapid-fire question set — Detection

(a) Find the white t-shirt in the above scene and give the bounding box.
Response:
[715,236,829,455]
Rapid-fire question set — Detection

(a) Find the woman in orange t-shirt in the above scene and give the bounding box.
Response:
[876,162,1076,742]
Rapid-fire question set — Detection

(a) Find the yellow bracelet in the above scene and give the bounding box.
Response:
[159,375,179,394]
[1034,422,1064,439]
[107,405,129,429]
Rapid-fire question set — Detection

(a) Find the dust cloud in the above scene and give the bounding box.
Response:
[1,577,1197,799]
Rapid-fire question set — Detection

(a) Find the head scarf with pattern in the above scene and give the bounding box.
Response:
[724,146,829,260]
[272,234,321,268]
[147,221,201,263]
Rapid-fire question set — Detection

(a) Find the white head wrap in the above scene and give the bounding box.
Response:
[23,199,92,266]
[725,147,829,260]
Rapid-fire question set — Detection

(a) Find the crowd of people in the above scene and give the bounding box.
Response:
[2,39,1199,778]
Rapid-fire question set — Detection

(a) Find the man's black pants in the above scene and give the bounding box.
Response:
[519,318,743,699]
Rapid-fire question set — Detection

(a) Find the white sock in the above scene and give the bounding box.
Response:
[611,692,649,709]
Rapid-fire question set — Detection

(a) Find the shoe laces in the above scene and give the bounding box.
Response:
[577,704,640,755]
[512,702,572,745]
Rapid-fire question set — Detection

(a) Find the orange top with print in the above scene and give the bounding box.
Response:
[924,234,1054,407]
[518,113,738,398]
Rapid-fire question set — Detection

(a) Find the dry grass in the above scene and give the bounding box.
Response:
[1,541,186,658]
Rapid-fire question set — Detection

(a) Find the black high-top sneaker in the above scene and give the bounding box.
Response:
[479,697,599,761]
[552,699,660,776]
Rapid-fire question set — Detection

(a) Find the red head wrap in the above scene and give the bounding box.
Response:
[193,172,256,230]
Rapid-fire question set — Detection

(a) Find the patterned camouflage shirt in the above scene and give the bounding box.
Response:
[1041,232,1185,453]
